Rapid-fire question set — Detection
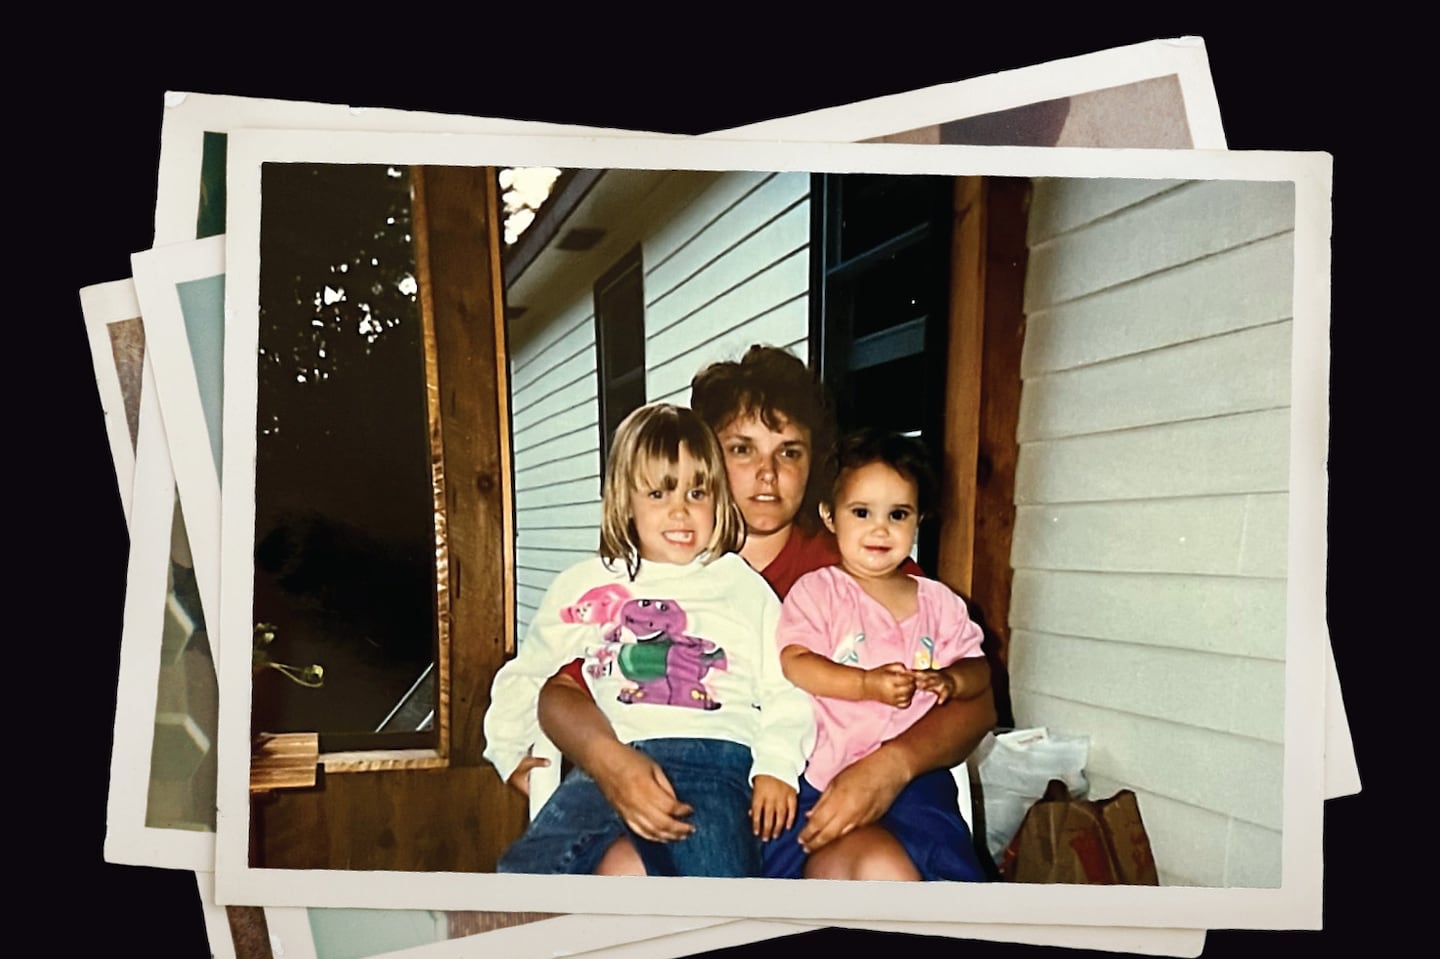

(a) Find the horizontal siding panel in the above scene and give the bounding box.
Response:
[1238,493,1289,577]
[1084,773,1229,888]
[509,295,593,387]
[517,567,564,595]
[511,379,597,438]
[513,476,601,510]
[1227,658,1288,743]
[1021,233,1294,376]
[649,384,688,407]
[1025,180,1296,307]
[643,171,776,271]
[1027,178,1185,242]
[646,173,809,306]
[513,501,601,529]
[516,546,595,575]
[516,581,547,612]
[648,249,809,368]
[517,526,599,552]
[510,309,594,396]
[512,423,598,473]
[1017,323,1293,441]
[1012,692,1283,830]
[1225,818,1282,888]
[514,449,597,489]
[1013,409,1290,504]
[511,344,596,419]
[647,298,809,403]
[1009,569,1286,660]
[1011,493,1287,576]
[646,211,810,342]
[1008,630,1284,743]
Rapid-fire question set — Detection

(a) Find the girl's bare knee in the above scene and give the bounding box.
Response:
[803,827,921,881]
[594,836,647,876]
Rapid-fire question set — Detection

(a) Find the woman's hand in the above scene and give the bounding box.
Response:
[750,775,798,841]
[861,662,916,707]
[797,745,909,853]
[505,755,551,797]
[800,687,997,853]
[589,740,696,843]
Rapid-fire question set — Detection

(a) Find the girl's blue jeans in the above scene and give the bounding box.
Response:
[496,737,761,878]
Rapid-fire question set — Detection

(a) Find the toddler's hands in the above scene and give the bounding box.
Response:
[750,775,798,841]
[861,662,916,708]
[505,755,551,797]
[913,668,960,705]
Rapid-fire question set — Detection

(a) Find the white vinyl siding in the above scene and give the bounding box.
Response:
[507,171,810,637]
[1007,178,1295,888]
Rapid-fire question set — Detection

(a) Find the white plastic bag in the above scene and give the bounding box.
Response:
[973,726,1090,862]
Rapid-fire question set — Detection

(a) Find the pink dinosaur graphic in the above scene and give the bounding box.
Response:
[605,598,727,710]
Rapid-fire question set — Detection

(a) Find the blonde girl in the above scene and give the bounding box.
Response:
[483,403,815,877]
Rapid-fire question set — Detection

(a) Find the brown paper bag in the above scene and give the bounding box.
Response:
[998,778,1159,884]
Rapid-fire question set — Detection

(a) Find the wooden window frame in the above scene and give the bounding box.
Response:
[250,165,529,875]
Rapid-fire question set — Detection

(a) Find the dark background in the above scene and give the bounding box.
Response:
[36,14,1387,958]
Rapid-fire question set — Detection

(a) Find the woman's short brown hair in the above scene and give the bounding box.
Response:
[690,344,837,535]
[599,403,747,579]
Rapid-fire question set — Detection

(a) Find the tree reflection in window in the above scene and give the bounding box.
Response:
[253,163,438,750]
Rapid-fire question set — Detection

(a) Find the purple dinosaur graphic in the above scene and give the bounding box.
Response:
[605,598,726,710]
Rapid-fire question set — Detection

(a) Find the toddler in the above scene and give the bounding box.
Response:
[768,428,990,881]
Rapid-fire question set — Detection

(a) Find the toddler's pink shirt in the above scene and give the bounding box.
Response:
[777,566,984,790]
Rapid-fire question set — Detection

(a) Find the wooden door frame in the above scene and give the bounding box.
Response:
[936,176,1030,723]
[251,165,529,877]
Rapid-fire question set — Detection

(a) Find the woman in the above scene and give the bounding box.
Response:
[530,345,996,879]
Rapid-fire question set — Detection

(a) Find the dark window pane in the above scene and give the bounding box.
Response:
[847,243,946,341]
[595,247,646,463]
[837,173,950,262]
[254,162,437,741]
[605,369,648,439]
[842,353,929,436]
[598,265,645,377]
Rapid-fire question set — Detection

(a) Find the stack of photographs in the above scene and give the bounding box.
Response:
[74,33,1361,959]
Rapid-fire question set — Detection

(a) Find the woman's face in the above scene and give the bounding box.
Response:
[714,411,812,536]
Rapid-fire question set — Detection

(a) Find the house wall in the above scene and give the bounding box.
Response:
[1007,178,1296,887]
[507,171,811,638]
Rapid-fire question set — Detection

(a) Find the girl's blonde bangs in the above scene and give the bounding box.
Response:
[600,402,746,578]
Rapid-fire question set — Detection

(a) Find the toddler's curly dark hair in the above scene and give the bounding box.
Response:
[827,428,940,520]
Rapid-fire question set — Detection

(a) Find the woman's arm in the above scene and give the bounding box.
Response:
[535,672,695,842]
[796,681,996,852]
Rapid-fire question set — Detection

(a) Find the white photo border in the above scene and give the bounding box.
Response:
[79,278,144,525]
[103,353,217,871]
[216,130,1330,929]
[717,37,1225,147]
[131,235,226,652]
